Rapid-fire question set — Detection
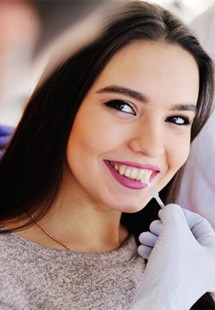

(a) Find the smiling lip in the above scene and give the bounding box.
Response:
[104,160,159,190]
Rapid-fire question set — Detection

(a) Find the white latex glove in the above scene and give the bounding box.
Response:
[131,204,215,310]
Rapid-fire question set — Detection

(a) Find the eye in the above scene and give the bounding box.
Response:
[105,100,136,115]
[165,115,191,126]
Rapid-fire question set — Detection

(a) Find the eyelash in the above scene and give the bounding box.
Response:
[165,115,191,126]
[105,100,192,126]
[105,100,136,115]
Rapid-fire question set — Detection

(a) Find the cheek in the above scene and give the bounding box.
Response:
[66,109,119,171]
[168,135,190,172]
[65,122,101,193]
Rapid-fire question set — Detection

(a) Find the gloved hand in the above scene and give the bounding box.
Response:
[131,204,215,310]
[0,125,14,157]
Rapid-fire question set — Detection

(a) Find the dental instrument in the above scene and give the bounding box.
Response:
[147,182,165,209]
[139,170,165,209]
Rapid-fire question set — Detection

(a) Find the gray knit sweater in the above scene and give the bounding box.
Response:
[0,232,145,310]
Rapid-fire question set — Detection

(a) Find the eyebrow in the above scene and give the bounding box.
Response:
[97,85,147,103]
[97,85,196,113]
[170,104,196,113]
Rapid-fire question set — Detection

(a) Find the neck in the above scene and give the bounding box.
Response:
[40,167,129,252]
[39,196,129,252]
[16,168,129,252]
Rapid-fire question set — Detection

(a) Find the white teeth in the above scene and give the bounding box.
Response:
[114,164,119,171]
[136,170,144,181]
[140,170,151,184]
[111,162,152,183]
[119,166,125,175]
[130,169,138,179]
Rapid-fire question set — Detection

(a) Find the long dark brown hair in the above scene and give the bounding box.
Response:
[0,2,214,308]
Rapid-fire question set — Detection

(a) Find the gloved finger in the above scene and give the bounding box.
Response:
[0,125,15,136]
[149,220,162,236]
[159,204,215,249]
[183,209,215,247]
[158,204,191,240]
[139,231,158,248]
[0,150,3,158]
[138,244,152,260]
[158,204,188,227]
[0,136,11,148]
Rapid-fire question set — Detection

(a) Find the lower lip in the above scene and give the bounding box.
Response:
[104,161,149,190]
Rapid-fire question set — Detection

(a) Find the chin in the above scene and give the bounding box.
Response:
[102,193,152,214]
[119,201,150,214]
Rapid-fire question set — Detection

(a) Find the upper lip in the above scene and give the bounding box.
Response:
[106,160,160,172]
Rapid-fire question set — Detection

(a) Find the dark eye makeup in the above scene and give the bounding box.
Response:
[104,99,192,126]
[105,100,136,115]
[165,115,191,126]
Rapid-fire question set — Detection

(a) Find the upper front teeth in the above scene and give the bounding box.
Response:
[113,164,151,183]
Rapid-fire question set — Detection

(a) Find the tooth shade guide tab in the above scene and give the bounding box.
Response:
[140,170,151,184]
[147,182,165,209]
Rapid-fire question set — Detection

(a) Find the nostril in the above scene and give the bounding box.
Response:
[128,137,164,158]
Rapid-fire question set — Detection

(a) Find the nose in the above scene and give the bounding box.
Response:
[128,121,165,158]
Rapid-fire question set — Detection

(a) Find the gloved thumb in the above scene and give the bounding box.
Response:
[158,203,190,237]
[182,209,215,247]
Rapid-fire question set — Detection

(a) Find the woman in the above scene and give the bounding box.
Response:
[0,1,214,309]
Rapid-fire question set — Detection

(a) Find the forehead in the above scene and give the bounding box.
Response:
[91,40,199,104]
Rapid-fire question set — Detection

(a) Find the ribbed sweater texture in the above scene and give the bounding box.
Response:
[0,233,145,310]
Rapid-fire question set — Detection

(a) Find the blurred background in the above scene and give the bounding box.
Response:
[150,0,215,22]
[1,0,215,126]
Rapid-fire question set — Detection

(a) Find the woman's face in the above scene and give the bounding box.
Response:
[66,41,199,213]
